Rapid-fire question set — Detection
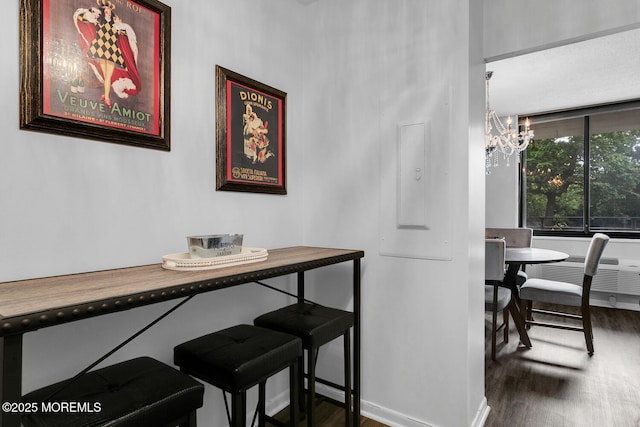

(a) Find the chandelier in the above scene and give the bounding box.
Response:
[485,71,534,173]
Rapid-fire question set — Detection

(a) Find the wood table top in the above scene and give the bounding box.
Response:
[0,246,364,336]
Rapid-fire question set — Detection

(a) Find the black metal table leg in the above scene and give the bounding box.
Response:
[353,258,361,427]
[1,334,23,427]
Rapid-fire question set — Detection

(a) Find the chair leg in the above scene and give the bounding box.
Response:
[297,354,305,415]
[258,381,266,427]
[306,348,316,427]
[503,309,509,343]
[490,280,499,360]
[343,331,352,427]
[289,360,300,427]
[491,304,498,361]
[178,411,198,427]
[231,391,247,427]
[582,303,594,355]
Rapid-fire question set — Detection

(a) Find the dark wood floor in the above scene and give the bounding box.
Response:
[273,396,389,426]
[485,303,640,427]
[275,304,640,427]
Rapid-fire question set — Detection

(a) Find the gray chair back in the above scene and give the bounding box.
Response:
[485,238,506,281]
[584,233,610,277]
[485,227,532,248]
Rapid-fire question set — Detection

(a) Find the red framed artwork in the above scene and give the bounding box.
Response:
[20,0,171,151]
[215,66,287,194]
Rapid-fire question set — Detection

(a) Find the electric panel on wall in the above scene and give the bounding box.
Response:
[379,120,452,260]
[397,122,428,229]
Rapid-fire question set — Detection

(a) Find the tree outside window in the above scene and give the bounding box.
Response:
[523,104,640,237]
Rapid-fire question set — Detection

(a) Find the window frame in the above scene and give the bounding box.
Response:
[519,99,640,239]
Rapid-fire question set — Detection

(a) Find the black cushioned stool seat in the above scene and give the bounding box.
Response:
[22,356,205,427]
[174,324,302,427]
[254,303,354,427]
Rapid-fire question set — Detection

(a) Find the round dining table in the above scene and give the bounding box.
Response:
[501,247,569,349]
[506,247,570,266]
[504,247,569,295]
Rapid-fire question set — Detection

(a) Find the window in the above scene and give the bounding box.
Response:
[522,101,640,238]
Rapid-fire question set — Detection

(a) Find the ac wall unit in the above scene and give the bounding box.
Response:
[617,259,640,295]
[535,257,640,296]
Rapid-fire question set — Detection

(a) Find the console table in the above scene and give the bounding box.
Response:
[0,246,364,427]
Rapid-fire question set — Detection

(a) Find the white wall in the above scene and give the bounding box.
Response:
[3,1,309,426]
[2,1,488,427]
[300,1,486,426]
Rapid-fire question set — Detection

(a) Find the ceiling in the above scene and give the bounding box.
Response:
[487,27,640,118]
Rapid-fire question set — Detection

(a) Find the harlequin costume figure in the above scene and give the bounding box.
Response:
[74,0,141,108]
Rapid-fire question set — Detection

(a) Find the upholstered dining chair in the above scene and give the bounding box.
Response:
[519,233,610,355]
[485,227,533,287]
[485,227,533,249]
[485,238,513,360]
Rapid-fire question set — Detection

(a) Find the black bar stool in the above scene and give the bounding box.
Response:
[22,356,205,427]
[174,324,302,427]
[254,302,354,427]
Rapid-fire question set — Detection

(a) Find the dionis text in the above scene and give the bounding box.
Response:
[238,90,273,112]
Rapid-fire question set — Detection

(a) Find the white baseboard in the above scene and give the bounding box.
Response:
[361,395,490,427]
[263,379,492,427]
[265,389,291,418]
[361,402,431,426]
[472,397,491,427]
[303,382,491,427]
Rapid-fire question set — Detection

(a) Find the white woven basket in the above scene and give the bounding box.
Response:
[162,247,268,271]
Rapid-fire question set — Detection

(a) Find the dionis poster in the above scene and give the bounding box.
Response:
[42,0,160,135]
[227,81,284,186]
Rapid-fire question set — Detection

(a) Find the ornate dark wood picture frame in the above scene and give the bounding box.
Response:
[216,65,287,194]
[20,0,171,151]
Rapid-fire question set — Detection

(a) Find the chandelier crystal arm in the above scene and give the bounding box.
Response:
[485,71,534,173]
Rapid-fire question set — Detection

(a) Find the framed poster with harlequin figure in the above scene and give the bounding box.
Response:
[20,0,171,151]
[215,66,287,195]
